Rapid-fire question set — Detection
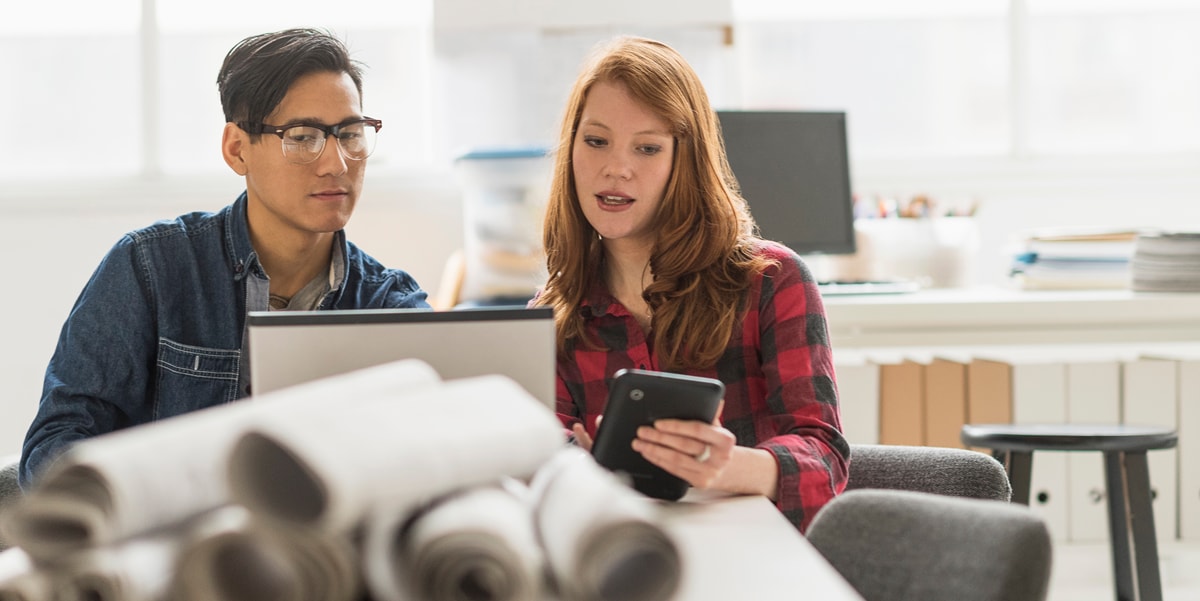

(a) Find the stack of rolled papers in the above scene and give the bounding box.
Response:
[224,372,565,600]
[170,506,359,601]
[2,509,236,601]
[365,479,545,601]
[531,448,682,601]
[226,373,565,533]
[0,546,54,600]
[0,359,441,601]
[2,360,685,601]
[2,359,441,563]
[0,359,566,600]
[57,531,181,601]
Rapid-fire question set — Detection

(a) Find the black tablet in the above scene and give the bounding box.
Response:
[590,369,725,501]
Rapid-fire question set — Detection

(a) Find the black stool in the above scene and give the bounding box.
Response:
[961,423,1177,601]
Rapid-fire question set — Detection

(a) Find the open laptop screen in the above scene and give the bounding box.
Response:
[247,306,556,408]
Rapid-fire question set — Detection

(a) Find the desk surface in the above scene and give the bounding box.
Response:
[823,287,1200,347]
[662,492,863,600]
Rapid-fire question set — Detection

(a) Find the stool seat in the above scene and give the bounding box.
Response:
[962,423,1177,453]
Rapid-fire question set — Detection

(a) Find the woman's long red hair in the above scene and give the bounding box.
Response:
[536,37,773,371]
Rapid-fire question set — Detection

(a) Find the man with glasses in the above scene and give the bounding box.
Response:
[18,29,429,488]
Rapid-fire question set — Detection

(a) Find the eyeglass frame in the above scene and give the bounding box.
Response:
[236,118,383,164]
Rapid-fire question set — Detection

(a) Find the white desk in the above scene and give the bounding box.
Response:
[823,287,1200,348]
[662,492,863,600]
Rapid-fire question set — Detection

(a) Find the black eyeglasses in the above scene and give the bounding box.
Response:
[237,118,382,164]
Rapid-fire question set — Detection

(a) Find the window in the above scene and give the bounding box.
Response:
[1026,0,1200,154]
[0,1,433,181]
[431,25,730,160]
[2,0,1200,188]
[0,1,142,178]
[732,14,1009,159]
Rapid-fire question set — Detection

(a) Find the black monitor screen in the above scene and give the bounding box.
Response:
[716,111,855,255]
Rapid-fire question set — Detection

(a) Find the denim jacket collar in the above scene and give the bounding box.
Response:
[223,191,349,303]
[225,192,257,283]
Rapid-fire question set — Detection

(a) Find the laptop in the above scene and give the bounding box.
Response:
[246,306,556,408]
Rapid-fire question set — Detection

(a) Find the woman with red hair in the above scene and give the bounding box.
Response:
[532,36,849,532]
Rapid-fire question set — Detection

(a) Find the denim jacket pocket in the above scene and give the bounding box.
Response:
[155,338,241,420]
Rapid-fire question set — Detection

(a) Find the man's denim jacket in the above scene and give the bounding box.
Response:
[20,193,428,487]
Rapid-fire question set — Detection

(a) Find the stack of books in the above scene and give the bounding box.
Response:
[1132,232,1200,292]
[1010,227,1141,290]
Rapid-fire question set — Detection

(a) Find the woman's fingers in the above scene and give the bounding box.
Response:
[572,422,594,452]
[635,424,709,458]
[632,420,736,488]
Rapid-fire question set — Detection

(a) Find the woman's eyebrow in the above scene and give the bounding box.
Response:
[579,119,670,137]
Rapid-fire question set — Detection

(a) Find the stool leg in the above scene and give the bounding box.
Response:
[996,450,1033,505]
[1105,451,1137,601]
[1104,450,1163,601]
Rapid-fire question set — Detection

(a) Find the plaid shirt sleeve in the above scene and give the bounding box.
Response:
[747,245,850,532]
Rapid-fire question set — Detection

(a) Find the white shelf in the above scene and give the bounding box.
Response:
[824,287,1200,348]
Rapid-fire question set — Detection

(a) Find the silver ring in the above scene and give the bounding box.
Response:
[694,444,712,464]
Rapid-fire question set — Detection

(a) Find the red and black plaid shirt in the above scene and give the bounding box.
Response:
[552,241,849,532]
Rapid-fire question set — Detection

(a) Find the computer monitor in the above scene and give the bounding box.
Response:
[716,111,856,255]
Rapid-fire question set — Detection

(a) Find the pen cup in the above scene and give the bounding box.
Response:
[828,217,980,288]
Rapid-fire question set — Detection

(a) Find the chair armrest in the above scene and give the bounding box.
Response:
[0,453,22,550]
[847,444,1011,502]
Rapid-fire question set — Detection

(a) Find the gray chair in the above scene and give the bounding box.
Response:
[0,454,21,551]
[808,489,1052,601]
[846,443,1012,501]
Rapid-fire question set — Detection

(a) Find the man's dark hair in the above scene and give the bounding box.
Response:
[217,28,364,133]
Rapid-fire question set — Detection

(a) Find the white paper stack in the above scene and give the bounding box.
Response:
[1132,232,1200,292]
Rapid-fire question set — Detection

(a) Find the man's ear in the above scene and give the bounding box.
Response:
[221,122,248,176]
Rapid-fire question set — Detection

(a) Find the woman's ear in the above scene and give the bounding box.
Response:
[221,122,248,176]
